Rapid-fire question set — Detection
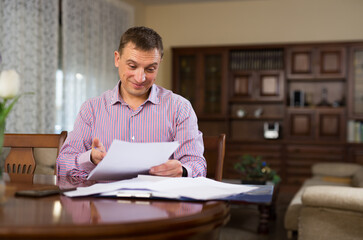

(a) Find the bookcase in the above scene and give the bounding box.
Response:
[172,41,363,186]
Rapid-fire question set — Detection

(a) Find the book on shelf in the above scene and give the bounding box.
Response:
[347,120,363,143]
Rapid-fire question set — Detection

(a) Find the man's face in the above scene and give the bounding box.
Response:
[114,42,161,101]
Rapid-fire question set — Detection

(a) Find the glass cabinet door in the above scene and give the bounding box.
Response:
[178,55,196,105]
[203,54,222,114]
[351,48,363,117]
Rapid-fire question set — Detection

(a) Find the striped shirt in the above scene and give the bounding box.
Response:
[56,81,206,178]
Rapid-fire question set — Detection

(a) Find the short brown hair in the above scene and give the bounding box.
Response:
[118,26,163,58]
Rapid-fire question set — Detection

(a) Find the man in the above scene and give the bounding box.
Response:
[56,26,206,178]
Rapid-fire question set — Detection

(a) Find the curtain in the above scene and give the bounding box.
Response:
[60,0,134,131]
[0,0,59,133]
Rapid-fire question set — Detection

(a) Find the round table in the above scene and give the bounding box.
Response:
[0,174,230,240]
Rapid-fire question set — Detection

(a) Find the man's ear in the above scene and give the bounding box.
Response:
[114,51,120,67]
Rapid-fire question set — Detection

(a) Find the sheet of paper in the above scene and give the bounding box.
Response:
[87,140,179,181]
[65,175,259,201]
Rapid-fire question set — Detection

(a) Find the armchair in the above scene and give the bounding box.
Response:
[298,185,363,240]
[284,162,363,238]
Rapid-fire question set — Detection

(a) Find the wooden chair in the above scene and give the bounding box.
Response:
[203,134,226,181]
[3,131,67,182]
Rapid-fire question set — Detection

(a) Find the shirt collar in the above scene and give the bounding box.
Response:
[110,81,160,106]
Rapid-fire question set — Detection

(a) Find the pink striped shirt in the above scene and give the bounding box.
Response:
[56,81,206,178]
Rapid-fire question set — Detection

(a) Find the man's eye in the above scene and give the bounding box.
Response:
[146,68,155,73]
[129,65,136,69]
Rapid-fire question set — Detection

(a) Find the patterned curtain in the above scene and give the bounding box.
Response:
[0,0,59,133]
[60,0,134,131]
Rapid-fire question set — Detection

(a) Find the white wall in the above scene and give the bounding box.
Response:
[137,0,363,89]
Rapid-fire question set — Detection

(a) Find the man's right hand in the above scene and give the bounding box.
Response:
[90,137,106,165]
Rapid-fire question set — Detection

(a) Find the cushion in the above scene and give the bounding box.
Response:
[321,176,352,185]
[352,168,363,187]
[312,163,363,178]
[302,186,363,212]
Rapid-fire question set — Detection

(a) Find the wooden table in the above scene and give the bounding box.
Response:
[0,174,230,240]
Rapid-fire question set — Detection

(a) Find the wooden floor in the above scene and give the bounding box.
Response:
[220,186,297,240]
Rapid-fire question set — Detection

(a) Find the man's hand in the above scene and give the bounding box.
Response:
[149,160,183,177]
[90,137,106,165]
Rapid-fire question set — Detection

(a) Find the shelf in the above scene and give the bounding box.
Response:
[286,106,345,110]
[229,99,284,104]
[287,78,345,82]
[230,117,283,121]
[198,116,227,121]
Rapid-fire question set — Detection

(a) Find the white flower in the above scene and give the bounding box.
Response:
[0,70,20,99]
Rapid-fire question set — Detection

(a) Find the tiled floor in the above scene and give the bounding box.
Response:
[220,188,296,240]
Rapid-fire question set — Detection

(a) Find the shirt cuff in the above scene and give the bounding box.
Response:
[78,150,96,172]
[182,165,192,177]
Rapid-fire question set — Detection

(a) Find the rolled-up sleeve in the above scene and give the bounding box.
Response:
[56,101,95,178]
[173,101,206,177]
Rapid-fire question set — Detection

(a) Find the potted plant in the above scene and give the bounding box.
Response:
[234,154,281,185]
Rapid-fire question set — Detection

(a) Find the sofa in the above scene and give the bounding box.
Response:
[284,162,363,239]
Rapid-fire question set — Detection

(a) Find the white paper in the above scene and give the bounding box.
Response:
[87,140,180,181]
[65,175,258,200]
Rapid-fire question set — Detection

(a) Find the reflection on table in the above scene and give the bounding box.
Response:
[0,174,230,240]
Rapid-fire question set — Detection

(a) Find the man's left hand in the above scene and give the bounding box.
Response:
[149,160,183,177]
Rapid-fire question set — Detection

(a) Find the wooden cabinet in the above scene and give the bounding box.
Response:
[231,70,284,102]
[348,144,363,164]
[286,45,347,79]
[285,143,346,185]
[228,48,285,141]
[172,47,228,118]
[172,41,363,185]
[286,107,345,141]
[172,48,229,136]
[348,45,363,119]
[225,141,283,179]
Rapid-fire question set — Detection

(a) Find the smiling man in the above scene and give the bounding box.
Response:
[56,26,206,179]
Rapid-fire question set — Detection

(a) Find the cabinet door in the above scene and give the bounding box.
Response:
[172,48,228,117]
[316,46,346,79]
[286,47,315,79]
[286,108,315,140]
[317,108,345,141]
[201,51,228,116]
[230,71,254,99]
[256,70,284,101]
[286,46,346,79]
[348,46,363,119]
[172,49,199,109]
[230,70,284,102]
[286,108,345,141]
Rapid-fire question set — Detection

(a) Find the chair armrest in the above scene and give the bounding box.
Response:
[302,186,363,213]
[312,163,363,178]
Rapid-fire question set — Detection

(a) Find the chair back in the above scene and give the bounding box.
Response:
[3,131,67,182]
[203,134,226,181]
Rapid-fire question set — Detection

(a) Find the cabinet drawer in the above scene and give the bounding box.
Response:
[286,145,345,155]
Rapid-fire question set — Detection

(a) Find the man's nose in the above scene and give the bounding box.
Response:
[135,69,146,83]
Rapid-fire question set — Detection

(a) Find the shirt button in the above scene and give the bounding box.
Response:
[131,136,135,141]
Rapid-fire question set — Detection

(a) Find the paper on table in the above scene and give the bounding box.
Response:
[65,175,259,201]
[87,140,179,181]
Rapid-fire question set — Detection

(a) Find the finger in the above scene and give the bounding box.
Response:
[150,160,183,177]
[92,138,105,152]
[91,151,106,165]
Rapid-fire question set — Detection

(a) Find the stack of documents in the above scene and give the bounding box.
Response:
[87,140,180,181]
[64,175,274,203]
